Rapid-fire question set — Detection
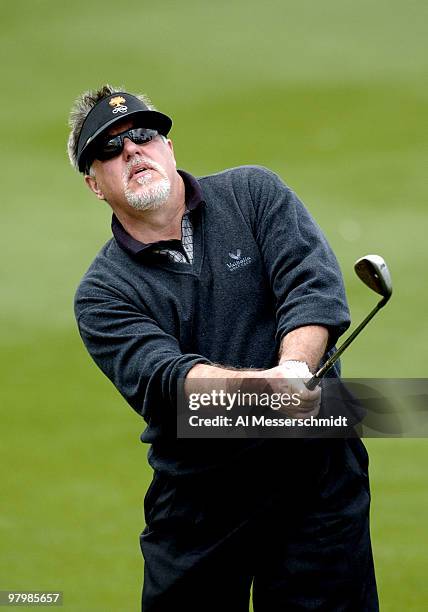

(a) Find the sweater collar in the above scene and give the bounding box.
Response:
[111,169,204,257]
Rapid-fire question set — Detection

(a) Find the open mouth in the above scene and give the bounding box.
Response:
[129,163,154,180]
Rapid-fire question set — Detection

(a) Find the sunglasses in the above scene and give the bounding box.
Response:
[87,127,159,169]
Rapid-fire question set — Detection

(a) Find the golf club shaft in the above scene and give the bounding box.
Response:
[305,297,388,390]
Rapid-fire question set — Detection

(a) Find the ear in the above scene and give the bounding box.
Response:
[165,138,177,167]
[84,173,105,200]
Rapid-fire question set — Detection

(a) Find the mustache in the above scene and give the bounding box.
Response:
[123,156,167,183]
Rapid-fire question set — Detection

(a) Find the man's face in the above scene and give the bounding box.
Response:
[85,118,177,213]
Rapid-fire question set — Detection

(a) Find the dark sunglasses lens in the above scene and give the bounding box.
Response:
[97,136,122,160]
[131,128,158,144]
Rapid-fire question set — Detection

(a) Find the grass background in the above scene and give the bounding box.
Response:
[1,0,427,609]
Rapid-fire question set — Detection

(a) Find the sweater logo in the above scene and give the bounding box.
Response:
[228,249,241,260]
[226,249,252,271]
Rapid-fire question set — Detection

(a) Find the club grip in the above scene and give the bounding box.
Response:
[305,376,319,391]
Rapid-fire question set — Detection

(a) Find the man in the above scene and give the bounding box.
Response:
[68,84,378,611]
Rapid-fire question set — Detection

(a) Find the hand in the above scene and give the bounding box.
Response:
[186,362,321,418]
[256,361,321,418]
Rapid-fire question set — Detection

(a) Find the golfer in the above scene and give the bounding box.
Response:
[68,85,379,611]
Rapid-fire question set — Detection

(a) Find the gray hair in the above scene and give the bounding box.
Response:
[67,83,156,173]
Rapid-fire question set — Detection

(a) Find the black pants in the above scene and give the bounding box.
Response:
[140,440,379,611]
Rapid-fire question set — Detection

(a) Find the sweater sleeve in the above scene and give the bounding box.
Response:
[248,167,351,350]
[74,293,211,426]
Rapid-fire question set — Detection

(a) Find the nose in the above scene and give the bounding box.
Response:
[122,136,143,161]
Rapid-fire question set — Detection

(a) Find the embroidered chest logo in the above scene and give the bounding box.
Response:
[109,96,128,114]
[226,249,252,271]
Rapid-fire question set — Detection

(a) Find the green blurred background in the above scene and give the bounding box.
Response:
[1,0,427,609]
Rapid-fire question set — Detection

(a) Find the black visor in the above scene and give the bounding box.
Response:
[76,92,172,173]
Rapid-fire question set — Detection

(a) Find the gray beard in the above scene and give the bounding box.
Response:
[122,157,171,212]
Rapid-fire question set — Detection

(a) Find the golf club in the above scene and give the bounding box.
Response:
[305,254,392,390]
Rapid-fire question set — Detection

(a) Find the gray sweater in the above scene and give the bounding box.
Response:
[74,166,350,475]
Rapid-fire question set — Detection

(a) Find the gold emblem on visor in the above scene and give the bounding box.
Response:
[109,96,128,114]
[109,96,126,108]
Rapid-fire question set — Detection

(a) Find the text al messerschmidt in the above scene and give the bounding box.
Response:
[188,415,349,427]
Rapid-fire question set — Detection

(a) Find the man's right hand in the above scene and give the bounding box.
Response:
[253,363,321,418]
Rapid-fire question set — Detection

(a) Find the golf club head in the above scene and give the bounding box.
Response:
[354,254,392,302]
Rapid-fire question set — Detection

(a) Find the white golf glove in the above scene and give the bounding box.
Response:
[279,360,321,416]
[279,360,312,380]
